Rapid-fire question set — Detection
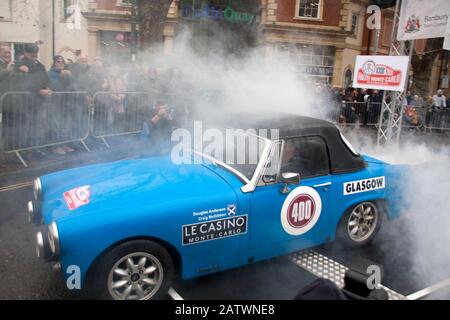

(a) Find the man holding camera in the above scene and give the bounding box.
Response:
[142,101,176,156]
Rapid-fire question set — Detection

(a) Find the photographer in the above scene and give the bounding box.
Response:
[48,55,73,92]
[142,101,177,156]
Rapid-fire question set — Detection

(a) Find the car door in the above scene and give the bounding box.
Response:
[249,135,334,252]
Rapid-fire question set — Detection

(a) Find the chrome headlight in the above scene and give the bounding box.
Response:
[27,201,34,223]
[47,222,60,255]
[27,200,42,225]
[33,178,42,201]
[36,231,51,259]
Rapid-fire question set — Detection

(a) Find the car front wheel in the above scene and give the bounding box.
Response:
[337,201,382,246]
[87,240,174,300]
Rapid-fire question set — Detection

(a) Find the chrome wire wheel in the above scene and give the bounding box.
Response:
[347,202,379,242]
[107,252,163,300]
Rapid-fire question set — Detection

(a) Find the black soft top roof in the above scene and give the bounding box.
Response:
[205,112,367,174]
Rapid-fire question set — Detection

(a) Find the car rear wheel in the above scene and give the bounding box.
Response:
[337,201,382,247]
[87,240,174,300]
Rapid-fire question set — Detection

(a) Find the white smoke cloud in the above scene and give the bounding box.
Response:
[140,28,450,298]
[343,129,450,298]
[137,28,328,119]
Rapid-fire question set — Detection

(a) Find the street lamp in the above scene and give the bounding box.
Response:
[130,0,138,62]
[52,0,56,57]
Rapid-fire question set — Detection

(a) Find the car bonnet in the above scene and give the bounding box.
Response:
[38,155,241,223]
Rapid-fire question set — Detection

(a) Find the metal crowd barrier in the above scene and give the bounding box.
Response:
[335,102,382,127]
[158,92,193,128]
[401,106,427,131]
[0,91,90,167]
[0,90,195,166]
[2,90,449,168]
[334,102,450,133]
[91,91,194,148]
[425,108,450,132]
[91,92,153,148]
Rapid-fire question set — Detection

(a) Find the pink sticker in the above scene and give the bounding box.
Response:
[63,186,91,210]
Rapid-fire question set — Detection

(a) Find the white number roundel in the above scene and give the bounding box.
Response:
[280,186,322,235]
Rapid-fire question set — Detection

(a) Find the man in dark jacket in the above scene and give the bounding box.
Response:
[142,101,177,156]
[14,43,52,147]
[0,43,14,166]
[15,43,51,95]
[68,53,91,92]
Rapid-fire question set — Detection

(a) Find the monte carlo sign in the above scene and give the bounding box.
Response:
[352,55,410,92]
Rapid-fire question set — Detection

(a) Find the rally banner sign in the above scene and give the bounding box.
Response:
[352,55,410,92]
[397,0,449,41]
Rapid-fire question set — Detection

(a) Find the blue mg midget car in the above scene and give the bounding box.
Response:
[28,113,405,300]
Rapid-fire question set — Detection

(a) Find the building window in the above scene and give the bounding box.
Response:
[63,0,78,19]
[351,14,358,36]
[117,0,133,6]
[382,18,393,47]
[99,31,132,62]
[13,43,27,61]
[344,69,353,88]
[0,0,12,21]
[63,0,69,19]
[295,0,321,19]
[275,43,335,84]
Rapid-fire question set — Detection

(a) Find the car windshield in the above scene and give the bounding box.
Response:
[193,129,270,182]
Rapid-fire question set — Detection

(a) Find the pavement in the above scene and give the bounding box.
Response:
[1,132,450,300]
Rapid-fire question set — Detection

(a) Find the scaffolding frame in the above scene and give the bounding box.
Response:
[377,0,414,145]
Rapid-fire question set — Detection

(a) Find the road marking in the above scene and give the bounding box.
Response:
[407,278,450,300]
[0,181,33,193]
[168,288,184,300]
[290,250,407,300]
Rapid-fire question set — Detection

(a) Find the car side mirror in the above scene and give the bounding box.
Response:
[280,172,300,194]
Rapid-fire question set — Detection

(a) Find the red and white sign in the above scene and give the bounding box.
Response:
[353,55,410,92]
[281,186,322,236]
[63,185,91,211]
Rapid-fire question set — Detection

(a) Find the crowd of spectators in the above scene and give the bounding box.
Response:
[313,84,384,125]
[1,41,450,164]
[0,42,190,158]
[314,82,449,130]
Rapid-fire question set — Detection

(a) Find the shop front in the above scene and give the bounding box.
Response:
[273,43,336,84]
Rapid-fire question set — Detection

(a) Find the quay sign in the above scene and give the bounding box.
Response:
[181,5,256,24]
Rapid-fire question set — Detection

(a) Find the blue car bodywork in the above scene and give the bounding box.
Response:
[31,114,406,292]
